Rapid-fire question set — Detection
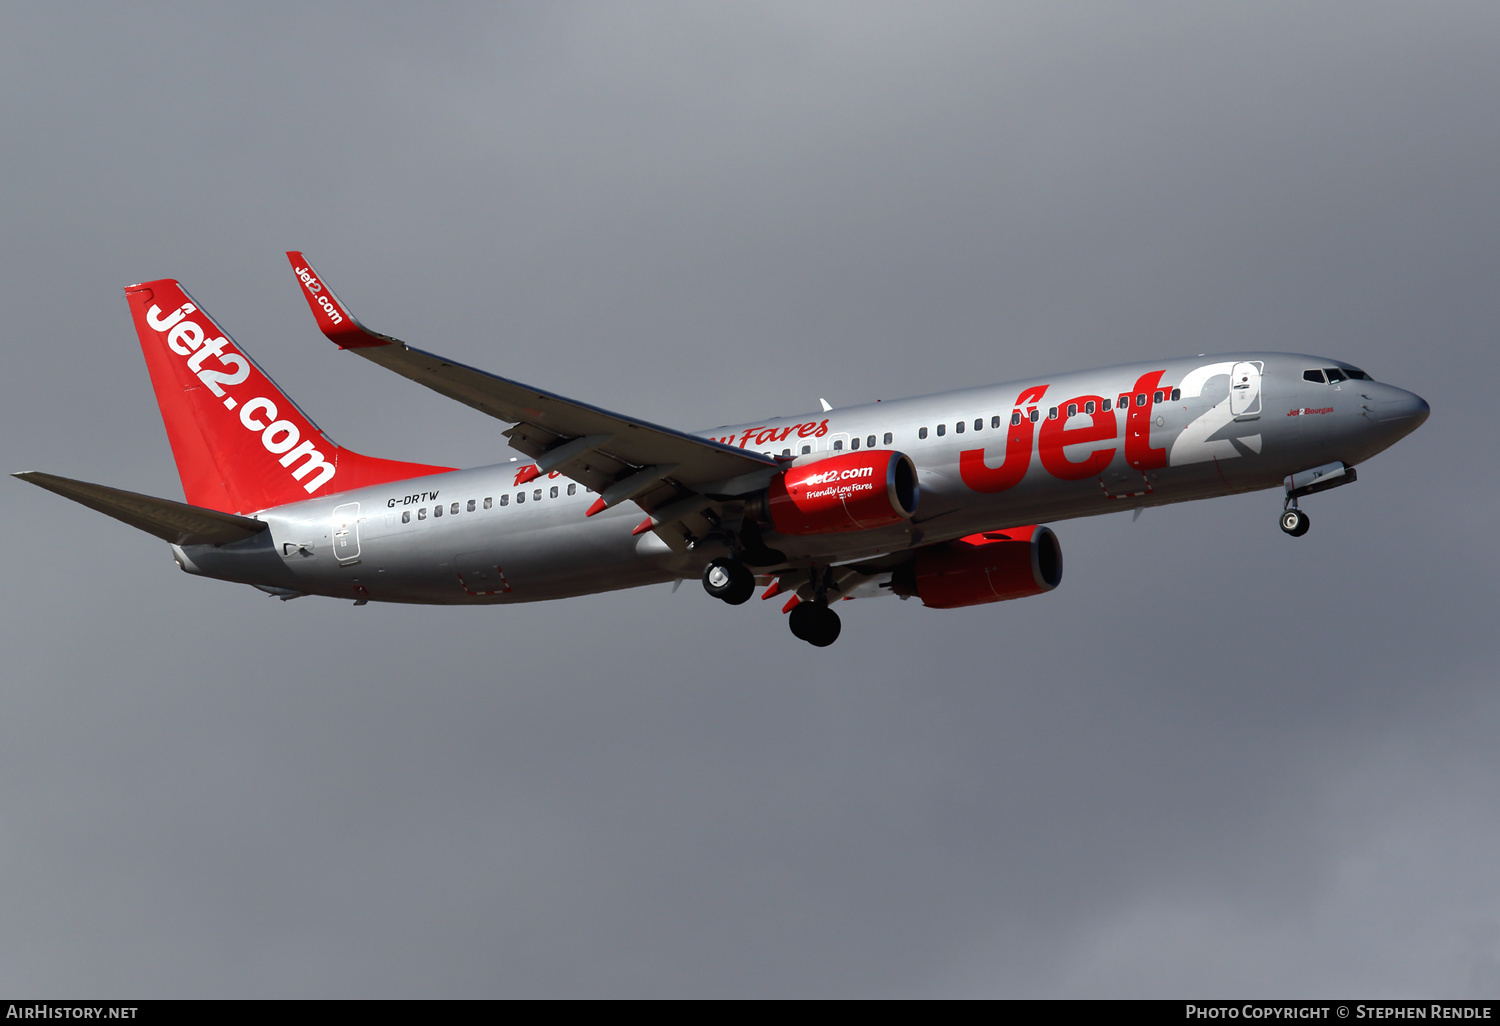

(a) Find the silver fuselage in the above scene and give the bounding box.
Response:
[174,353,1429,604]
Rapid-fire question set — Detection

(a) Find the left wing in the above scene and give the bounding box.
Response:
[286,252,778,548]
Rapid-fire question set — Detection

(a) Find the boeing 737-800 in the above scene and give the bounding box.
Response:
[16,253,1430,646]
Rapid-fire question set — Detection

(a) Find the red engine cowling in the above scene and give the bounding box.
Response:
[904,526,1062,609]
[764,450,919,535]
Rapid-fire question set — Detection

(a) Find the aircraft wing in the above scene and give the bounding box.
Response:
[14,472,267,546]
[286,252,778,548]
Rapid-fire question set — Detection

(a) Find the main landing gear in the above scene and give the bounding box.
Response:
[702,557,755,605]
[786,565,841,647]
[788,601,841,648]
[702,555,843,647]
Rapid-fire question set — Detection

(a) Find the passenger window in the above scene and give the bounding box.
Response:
[833,439,844,450]
[1067,403,1078,418]
[850,436,860,450]
[802,444,812,454]
[1136,394,1147,407]
[1118,394,1130,409]
[516,492,525,503]
[1085,401,1095,415]
[954,421,964,434]
[883,432,892,445]
[434,505,443,517]
[533,489,542,501]
[451,502,460,515]
[402,510,411,524]
[1153,391,1163,404]
[467,499,476,512]
[936,424,946,436]
[483,497,492,510]
[567,483,577,495]
[1102,398,1112,412]
[1324,368,1347,382]
[1010,411,1021,426]
[867,435,876,448]
[417,507,427,520]
[781,448,791,457]
[499,494,509,506]
[918,427,928,439]
[992,416,1003,429]
[1303,369,1325,383]
[1029,409,1039,423]
[1047,407,1058,420]
[1170,389,1181,401]
[550,486,559,498]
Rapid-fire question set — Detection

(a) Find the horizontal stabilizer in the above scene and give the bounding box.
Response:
[13,472,268,546]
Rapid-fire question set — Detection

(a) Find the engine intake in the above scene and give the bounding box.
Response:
[897,526,1062,609]
[760,450,919,535]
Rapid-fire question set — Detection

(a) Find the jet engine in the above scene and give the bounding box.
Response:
[894,526,1062,609]
[753,450,919,535]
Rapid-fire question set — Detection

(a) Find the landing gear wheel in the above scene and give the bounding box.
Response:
[1280,508,1310,537]
[702,558,755,604]
[788,602,842,647]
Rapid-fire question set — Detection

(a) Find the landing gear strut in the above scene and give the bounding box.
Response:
[789,601,841,647]
[702,558,755,605]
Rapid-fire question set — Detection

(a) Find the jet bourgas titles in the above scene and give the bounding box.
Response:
[16,252,1430,646]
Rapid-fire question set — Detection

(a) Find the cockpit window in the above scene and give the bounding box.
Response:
[1345,367,1371,380]
[1304,369,1325,383]
[1323,367,1347,383]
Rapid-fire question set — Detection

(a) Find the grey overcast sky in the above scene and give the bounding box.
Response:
[0,1,1496,997]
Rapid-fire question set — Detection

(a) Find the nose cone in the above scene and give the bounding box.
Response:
[1374,387,1430,429]
[1364,385,1429,456]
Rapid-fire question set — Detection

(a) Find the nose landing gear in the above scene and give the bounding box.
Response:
[1279,506,1310,537]
[1279,461,1357,537]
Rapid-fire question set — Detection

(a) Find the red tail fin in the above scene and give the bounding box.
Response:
[126,279,453,514]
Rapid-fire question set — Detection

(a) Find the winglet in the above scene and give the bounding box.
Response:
[285,251,397,350]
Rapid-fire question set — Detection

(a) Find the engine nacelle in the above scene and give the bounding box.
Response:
[761,450,919,535]
[898,526,1062,609]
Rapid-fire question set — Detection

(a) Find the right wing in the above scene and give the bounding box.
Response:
[14,472,267,546]
[286,252,780,549]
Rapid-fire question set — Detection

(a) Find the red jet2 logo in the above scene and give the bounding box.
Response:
[960,372,1169,493]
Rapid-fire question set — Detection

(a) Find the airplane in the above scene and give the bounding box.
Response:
[15,253,1430,646]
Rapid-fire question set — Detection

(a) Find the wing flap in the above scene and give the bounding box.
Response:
[14,472,268,546]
